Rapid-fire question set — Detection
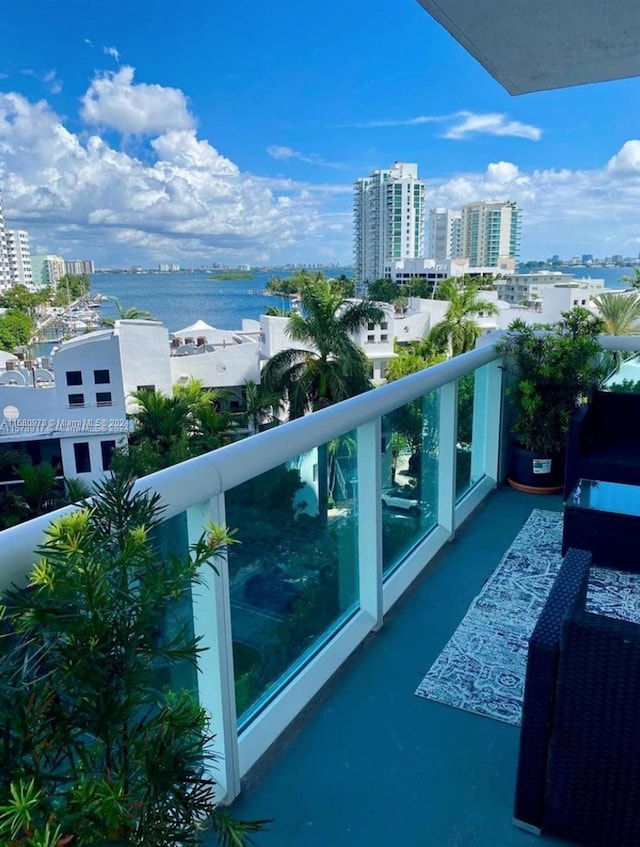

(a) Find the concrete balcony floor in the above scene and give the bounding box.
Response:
[223,486,575,847]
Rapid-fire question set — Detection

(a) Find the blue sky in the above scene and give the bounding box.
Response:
[1,0,640,267]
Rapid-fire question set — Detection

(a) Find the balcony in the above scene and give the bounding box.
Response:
[0,336,635,845]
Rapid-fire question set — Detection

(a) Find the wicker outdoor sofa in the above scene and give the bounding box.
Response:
[514,547,640,846]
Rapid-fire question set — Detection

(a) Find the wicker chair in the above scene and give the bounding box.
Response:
[514,547,640,846]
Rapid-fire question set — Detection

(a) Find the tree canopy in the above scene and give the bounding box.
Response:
[261,279,384,418]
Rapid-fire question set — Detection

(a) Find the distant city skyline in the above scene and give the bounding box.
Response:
[2,0,640,267]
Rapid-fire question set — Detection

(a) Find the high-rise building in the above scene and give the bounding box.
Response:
[5,230,33,287]
[460,200,522,269]
[31,255,65,287]
[65,259,95,275]
[428,208,462,260]
[353,162,426,287]
[0,193,13,289]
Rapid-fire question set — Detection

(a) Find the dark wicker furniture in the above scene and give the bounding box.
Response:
[563,478,640,572]
[514,547,640,846]
[564,389,640,499]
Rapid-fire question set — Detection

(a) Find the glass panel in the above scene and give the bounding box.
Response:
[456,372,475,500]
[150,510,199,696]
[601,350,640,391]
[382,391,439,574]
[226,432,359,725]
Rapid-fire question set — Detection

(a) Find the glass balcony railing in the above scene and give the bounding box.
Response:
[0,342,505,802]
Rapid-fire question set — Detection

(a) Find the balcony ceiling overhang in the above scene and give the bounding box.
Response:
[415,0,640,94]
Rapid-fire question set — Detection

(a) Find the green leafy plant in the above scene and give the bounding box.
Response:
[497,308,604,454]
[0,472,266,846]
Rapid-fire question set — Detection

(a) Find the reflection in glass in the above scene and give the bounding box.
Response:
[151,510,199,696]
[226,433,359,724]
[456,372,475,499]
[382,391,439,574]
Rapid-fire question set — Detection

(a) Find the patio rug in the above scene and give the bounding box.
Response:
[415,508,640,726]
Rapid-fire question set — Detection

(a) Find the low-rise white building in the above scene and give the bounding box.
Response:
[383,257,501,285]
[0,320,177,484]
[496,272,605,306]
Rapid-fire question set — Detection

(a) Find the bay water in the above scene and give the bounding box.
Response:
[89,266,632,335]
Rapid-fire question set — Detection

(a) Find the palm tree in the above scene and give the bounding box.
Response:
[243,379,284,433]
[592,291,640,335]
[428,279,499,358]
[102,299,156,326]
[261,280,385,418]
[620,268,640,290]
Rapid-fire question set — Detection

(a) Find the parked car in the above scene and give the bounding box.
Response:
[381,486,421,515]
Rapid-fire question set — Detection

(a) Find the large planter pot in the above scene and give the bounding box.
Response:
[508,445,564,494]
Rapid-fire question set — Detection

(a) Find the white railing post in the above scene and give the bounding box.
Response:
[356,419,383,628]
[471,360,503,484]
[187,496,241,803]
[437,381,458,537]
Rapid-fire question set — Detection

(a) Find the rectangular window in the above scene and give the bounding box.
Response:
[381,334,389,342]
[367,334,375,342]
[96,391,112,406]
[68,393,85,407]
[137,384,155,392]
[74,442,91,474]
[66,370,82,386]
[94,369,110,384]
[101,440,116,471]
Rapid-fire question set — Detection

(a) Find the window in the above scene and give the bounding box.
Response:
[367,334,375,342]
[68,393,85,407]
[101,440,116,471]
[381,334,388,342]
[74,442,91,474]
[380,322,388,330]
[137,384,155,392]
[94,369,110,384]
[66,370,82,386]
[96,391,112,406]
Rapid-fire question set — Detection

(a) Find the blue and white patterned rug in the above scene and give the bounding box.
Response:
[415,508,640,726]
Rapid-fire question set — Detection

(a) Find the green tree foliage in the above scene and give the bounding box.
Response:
[0,309,34,351]
[115,380,237,476]
[385,338,445,382]
[101,299,157,327]
[266,270,353,297]
[0,473,266,846]
[592,291,640,335]
[53,274,91,307]
[497,308,604,454]
[367,278,399,303]
[264,306,292,317]
[427,279,499,358]
[620,268,640,289]
[243,380,284,433]
[0,285,51,313]
[261,280,385,418]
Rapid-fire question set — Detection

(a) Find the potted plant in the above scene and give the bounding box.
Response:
[0,472,267,847]
[497,308,604,493]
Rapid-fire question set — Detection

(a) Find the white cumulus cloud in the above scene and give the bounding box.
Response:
[80,66,195,135]
[0,83,335,265]
[607,140,640,174]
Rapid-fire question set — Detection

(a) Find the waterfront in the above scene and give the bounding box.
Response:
[88,266,631,335]
[91,270,349,333]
